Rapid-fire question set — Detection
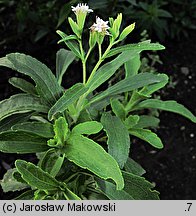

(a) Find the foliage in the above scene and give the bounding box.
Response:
[89,0,196,41]
[1,0,195,48]
[0,3,196,200]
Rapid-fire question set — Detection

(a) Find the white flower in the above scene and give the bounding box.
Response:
[71,3,93,14]
[90,17,110,35]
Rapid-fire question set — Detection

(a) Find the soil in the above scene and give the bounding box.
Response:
[0,29,196,200]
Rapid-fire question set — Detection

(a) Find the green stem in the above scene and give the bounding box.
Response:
[75,39,115,121]
[98,44,102,60]
[125,90,141,114]
[85,48,92,62]
[86,41,114,85]
[82,61,86,84]
[79,40,86,84]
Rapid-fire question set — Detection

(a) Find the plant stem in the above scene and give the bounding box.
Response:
[98,44,102,60]
[79,40,86,84]
[86,41,114,85]
[75,39,116,121]
[85,48,92,62]
[82,61,86,84]
[125,90,141,114]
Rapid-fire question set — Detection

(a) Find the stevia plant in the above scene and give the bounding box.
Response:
[0,3,196,200]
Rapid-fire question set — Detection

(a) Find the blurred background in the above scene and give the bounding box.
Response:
[0,0,196,199]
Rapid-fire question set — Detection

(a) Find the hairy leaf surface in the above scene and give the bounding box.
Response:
[96,178,133,200]
[88,73,163,105]
[40,149,64,177]
[101,113,130,168]
[129,128,163,149]
[0,131,49,153]
[0,94,48,121]
[12,122,54,138]
[9,77,37,96]
[107,41,165,58]
[0,112,32,133]
[86,51,135,93]
[122,171,160,199]
[72,121,103,135]
[15,160,61,190]
[0,53,62,106]
[135,99,196,123]
[56,49,76,84]
[48,83,88,120]
[124,158,146,176]
[66,134,124,190]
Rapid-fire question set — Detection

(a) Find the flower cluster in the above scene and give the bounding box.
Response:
[90,17,110,35]
[71,3,109,35]
[71,3,93,14]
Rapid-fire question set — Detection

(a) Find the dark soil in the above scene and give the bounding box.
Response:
[0,27,196,200]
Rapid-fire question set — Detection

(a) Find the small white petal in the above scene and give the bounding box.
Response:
[71,3,93,14]
[90,16,110,35]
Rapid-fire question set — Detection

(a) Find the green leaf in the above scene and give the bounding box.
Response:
[11,122,54,138]
[58,35,78,44]
[0,168,28,192]
[133,115,160,129]
[34,190,48,200]
[139,74,169,96]
[56,49,76,85]
[68,17,81,38]
[56,30,81,58]
[86,51,135,93]
[48,83,88,120]
[129,128,163,149]
[53,117,69,144]
[122,171,160,199]
[66,134,124,190]
[15,160,62,190]
[96,178,133,200]
[40,148,64,177]
[124,115,140,129]
[63,187,81,200]
[110,13,122,39]
[77,109,92,123]
[0,112,32,133]
[88,73,163,105]
[0,131,49,153]
[9,77,37,96]
[89,31,97,49]
[72,121,103,135]
[119,23,135,41]
[107,40,165,58]
[0,94,48,121]
[124,158,146,176]
[135,99,196,123]
[111,98,126,120]
[0,53,62,106]
[125,54,141,77]
[101,113,130,169]
[14,190,35,200]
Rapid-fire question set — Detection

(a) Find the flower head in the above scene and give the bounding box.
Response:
[90,17,110,35]
[71,3,93,14]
